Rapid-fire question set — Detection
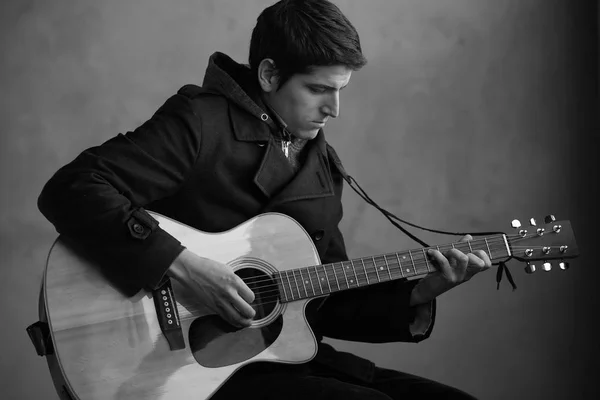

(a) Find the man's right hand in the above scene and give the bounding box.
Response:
[167,249,256,327]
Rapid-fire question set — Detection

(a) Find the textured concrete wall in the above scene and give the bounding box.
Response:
[0,1,597,399]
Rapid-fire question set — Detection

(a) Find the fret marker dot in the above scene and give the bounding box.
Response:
[350,279,354,283]
[305,281,309,284]
[406,269,410,272]
[403,256,407,259]
[380,267,384,271]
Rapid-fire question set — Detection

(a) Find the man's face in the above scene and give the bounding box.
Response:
[265,65,352,140]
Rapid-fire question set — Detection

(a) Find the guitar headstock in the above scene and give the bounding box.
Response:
[507,215,578,273]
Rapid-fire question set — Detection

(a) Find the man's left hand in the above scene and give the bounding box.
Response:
[409,235,492,306]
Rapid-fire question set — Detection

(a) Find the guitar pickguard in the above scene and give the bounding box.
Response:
[189,314,283,367]
[189,264,284,367]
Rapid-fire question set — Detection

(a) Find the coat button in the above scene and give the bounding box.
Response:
[312,229,325,241]
[260,113,269,121]
[132,223,145,234]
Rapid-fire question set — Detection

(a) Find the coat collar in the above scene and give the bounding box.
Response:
[202,52,335,204]
[253,131,335,206]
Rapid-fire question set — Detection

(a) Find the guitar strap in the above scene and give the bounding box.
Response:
[325,144,517,290]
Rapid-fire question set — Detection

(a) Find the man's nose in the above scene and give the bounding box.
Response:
[322,92,340,118]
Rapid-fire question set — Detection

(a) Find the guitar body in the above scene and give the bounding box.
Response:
[43,212,324,400]
[40,209,578,399]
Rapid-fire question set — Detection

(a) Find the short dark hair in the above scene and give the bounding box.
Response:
[249,0,367,89]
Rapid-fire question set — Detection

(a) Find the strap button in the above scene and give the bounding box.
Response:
[312,229,325,241]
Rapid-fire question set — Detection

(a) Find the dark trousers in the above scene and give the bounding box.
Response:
[211,360,477,400]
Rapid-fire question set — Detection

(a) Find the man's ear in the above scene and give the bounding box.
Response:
[257,58,279,93]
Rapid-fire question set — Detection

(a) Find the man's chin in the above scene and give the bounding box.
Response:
[296,128,320,140]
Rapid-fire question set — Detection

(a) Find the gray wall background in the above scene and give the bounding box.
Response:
[0,0,597,399]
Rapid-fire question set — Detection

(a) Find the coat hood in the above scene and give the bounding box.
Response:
[201,52,279,132]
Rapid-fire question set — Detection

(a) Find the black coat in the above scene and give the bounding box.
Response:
[38,52,434,381]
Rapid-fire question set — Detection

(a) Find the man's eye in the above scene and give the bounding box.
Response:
[309,86,326,94]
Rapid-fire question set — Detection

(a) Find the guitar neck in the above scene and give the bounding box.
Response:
[274,234,511,302]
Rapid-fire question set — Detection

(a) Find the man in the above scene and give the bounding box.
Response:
[38,0,490,398]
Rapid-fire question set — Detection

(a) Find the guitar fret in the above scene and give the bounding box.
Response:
[323,265,333,293]
[383,255,392,280]
[361,259,370,284]
[305,268,316,296]
[298,269,309,298]
[373,256,381,282]
[350,260,360,287]
[314,265,324,294]
[331,264,341,291]
[408,250,417,275]
[284,270,295,300]
[311,268,318,295]
[302,268,316,296]
[395,253,405,278]
[292,270,302,299]
[277,273,289,302]
[422,249,431,273]
[484,238,493,259]
[340,262,350,288]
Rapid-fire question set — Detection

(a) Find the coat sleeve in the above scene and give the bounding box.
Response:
[316,215,436,344]
[38,91,202,294]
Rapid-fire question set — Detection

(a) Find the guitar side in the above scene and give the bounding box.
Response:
[43,212,324,400]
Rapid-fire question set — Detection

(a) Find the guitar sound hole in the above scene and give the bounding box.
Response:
[235,267,278,320]
[188,267,284,368]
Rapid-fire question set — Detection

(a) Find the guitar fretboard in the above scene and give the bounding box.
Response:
[273,235,510,302]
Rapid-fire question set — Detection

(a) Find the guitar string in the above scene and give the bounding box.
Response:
[175,247,510,316]
[230,246,565,311]
[238,246,509,294]
[235,233,564,288]
[234,243,567,295]
[236,245,565,299]
[174,234,570,313]
[237,236,510,286]
[176,247,568,315]
[240,244,567,304]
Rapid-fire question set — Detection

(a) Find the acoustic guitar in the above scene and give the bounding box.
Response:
[40,212,578,399]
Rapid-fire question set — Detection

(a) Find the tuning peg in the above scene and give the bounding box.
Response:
[559,261,570,270]
[543,262,552,271]
[524,263,536,274]
[529,218,537,226]
[542,247,551,254]
[511,219,521,229]
[544,215,556,223]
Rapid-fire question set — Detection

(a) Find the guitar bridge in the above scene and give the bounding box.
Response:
[152,279,185,351]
